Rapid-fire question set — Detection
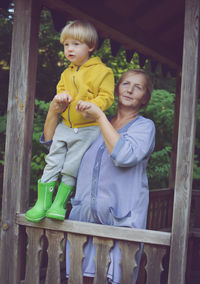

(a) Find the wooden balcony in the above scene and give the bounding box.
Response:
[14,188,200,284]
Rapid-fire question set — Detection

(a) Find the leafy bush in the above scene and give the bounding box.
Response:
[140,89,175,188]
[30,100,50,192]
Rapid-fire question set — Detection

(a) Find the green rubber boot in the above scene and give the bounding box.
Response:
[46,182,74,220]
[25,179,57,222]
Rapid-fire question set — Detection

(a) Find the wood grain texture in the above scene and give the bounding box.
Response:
[0,0,41,283]
[68,233,87,284]
[25,227,44,284]
[144,244,167,284]
[93,237,113,284]
[119,240,140,284]
[16,214,171,246]
[45,230,65,284]
[168,0,200,283]
[169,72,181,188]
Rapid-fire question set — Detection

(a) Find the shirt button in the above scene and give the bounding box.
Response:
[74,128,78,134]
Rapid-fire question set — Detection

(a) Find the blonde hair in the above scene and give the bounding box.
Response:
[115,69,153,108]
[60,20,98,50]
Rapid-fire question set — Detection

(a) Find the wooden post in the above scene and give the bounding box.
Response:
[168,71,181,189]
[0,0,41,283]
[168,0,200,283]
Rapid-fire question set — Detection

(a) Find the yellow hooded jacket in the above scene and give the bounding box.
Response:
[57,57,114,128]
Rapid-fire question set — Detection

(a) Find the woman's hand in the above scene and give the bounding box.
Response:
[76,100,103,121]
[76,100,120,153]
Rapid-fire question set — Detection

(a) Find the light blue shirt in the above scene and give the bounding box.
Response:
[66,115,155,283]
[69,115,155,229]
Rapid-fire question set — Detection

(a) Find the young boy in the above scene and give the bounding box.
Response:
[25,20,114,222]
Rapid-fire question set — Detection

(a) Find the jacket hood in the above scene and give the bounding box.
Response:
[69,57,103,69]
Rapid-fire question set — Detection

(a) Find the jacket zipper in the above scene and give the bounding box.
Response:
[68,73,79,128]
[68,105,72,128]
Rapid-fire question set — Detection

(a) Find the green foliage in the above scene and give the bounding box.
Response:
[141,89,175,150]
[30,100,50,191]
[93,40,141,84]
[140,90,175,188]
[147,146,172,189]
[36,9,69,101]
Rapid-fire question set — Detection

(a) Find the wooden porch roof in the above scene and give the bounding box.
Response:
[1,0,185,72]
[43,0,185,72]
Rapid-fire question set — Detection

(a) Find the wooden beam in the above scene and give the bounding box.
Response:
[168,0,200,283]
[42,0,179,69]
[0,0,41,283]
[169,72,181,188]
[16,214,171,246]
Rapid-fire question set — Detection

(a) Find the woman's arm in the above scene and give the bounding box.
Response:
[76,100,120,153]
[44,92,71,141]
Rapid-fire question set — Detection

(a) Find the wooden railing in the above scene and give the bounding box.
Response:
[186,190,200,282]
[14,188,174,284]
[16,214,171,284]
[14,188,200,283]
[147,188,173,230]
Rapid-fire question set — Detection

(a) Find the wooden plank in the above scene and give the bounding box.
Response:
[93,237,113,284]
[169,72,181,188]
[144,244,167,284]
[168,0,200,283]
[25,227,44,284]
[118,240,140,284]
[45,230,65,284]
[0,0,41,283]
[16,214,171,246]
[41,0,179,69]
[68,233,87,284]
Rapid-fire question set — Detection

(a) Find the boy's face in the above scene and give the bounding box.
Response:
[63,38,94,66]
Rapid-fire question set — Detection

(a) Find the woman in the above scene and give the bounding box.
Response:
[42,69,155,283]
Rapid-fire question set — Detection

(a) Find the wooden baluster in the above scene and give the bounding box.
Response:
[159,200,164,229]
[25,227,44,284]
[68,232,87,284]
[151,200,157,230]
[45,229,65,284]
[161,198,165,228]
[147,202,153,229]
[93,237,113,284]
[144,244,166,284]
[118,240,140,284]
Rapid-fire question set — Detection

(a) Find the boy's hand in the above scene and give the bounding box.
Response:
[76,100,102,120]
[52,91,72,114]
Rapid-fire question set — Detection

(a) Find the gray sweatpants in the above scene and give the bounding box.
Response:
[41,122,100,186]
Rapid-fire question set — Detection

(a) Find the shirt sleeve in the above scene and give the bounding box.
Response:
[111,119,156,167]
[40,133,52,149]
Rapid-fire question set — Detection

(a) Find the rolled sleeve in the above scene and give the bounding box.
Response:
[40,133,52,149]
[111,119,155,167]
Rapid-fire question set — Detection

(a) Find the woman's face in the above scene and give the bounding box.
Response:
[118,73,147,109]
